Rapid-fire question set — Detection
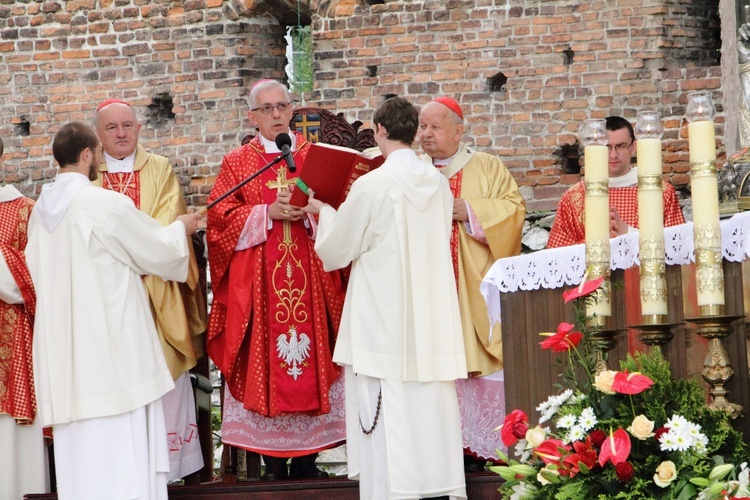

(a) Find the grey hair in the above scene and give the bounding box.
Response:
[248,80,291,109]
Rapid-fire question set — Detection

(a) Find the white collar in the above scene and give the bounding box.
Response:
[35,172,92,233]
[609,167,638,188]
[0,185,23,203]
[259,131,295,153]
[104,150,136,173]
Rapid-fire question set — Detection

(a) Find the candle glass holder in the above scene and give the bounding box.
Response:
[580,119,608,147]
[635,110,664,139]
[686,91,716,123]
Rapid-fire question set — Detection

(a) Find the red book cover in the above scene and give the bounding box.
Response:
[290,143,384,209]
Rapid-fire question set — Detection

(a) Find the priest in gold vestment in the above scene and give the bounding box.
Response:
[419,97,526,469]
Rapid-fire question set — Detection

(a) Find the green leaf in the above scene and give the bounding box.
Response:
[675,483,697,500]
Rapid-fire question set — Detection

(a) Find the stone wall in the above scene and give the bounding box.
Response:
[0,0,728,214]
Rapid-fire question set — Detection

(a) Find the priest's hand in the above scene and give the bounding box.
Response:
[302,189,326,215]
[609,207,627,237]
[177,213,202,236]
[270,189,305,221]
[453,198,469,222]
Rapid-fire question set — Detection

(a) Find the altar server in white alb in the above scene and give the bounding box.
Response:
[25,122,201,500]
[304,97,468,499]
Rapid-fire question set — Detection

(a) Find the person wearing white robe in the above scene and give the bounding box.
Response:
[25,122,201,500]
[305,97,468,500]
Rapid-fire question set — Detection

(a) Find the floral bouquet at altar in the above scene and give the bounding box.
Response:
[493,277,749,500]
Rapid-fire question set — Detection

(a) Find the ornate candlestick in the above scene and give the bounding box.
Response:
[684,91,741,417]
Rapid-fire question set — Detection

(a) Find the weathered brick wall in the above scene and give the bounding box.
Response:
[310,0,723,212]
[0,0,728,214]
[0,0,287,206]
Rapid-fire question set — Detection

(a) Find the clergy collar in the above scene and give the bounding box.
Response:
[609,166,637,188]
[432,147,460,167]
[0,184,24,203]
[258,131,295,153]
[104,150,136,173]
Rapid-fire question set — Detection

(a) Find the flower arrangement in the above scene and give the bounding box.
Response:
[493,277,749,499]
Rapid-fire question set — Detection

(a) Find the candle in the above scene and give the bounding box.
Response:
[581,119,611,322]
[686,91,724,312]
[635,111,667,319]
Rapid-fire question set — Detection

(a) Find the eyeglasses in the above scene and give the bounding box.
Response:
[607,142,633,152]
[251,102,291,115]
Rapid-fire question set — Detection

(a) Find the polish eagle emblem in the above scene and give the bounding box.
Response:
[276,326,312,380]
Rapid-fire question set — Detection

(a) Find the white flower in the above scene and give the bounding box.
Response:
[513,439,528,459]
[556,414,577,429]
[659,431,678,451]
[510,481,537,500]
[537,466,559,486]
[654,460,677,487]
[557,389,574,405]
[578,407,597,431]
[665,414,689,432]
[525,426,547,448]
[627,414,655,440]
[565,425,585,444]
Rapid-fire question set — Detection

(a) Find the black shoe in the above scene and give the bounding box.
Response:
[464,454,487,473]
[261,455,289,481]
[289,453,329,480]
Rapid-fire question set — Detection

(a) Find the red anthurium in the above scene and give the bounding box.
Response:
[540,323,583,352]
[598,428,631,467]
[612,371,654,395]
[500,409,529,447]
[563,275,605,303]
[562,438,598,478]
[535,438,570,465]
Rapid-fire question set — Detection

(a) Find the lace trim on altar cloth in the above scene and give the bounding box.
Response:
[480,211,750,325]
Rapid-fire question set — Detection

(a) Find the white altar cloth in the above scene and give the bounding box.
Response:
[480,211,750,327]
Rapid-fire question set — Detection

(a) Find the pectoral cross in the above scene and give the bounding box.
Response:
[266,166,297,243]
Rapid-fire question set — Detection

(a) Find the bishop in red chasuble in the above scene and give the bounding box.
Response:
[206,80,345,477]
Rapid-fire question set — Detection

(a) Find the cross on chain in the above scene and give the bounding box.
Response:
[265,165,296,243]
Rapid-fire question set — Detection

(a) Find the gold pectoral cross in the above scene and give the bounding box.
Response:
[266,166,297,243]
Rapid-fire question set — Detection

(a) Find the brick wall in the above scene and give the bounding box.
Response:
[0,0,727,213]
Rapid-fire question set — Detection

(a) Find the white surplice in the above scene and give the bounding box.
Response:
[26,173,191,499]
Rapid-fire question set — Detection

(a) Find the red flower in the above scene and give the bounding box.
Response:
[612,371,654,395]
[654,427,668,441]
[500,409,529,447]
[590,429,607,448]
[563,276,605,303]
[562,438,598,478]
[615,461,635,482]
[535,438,570,465]
[598,428,631,467]
[540,323,583,352]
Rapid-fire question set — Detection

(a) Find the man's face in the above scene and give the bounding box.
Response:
[607,128,635,177]
[418,102,464,160]
[248,87,293,142]
[95,103,141,160]
[88,143,103,181]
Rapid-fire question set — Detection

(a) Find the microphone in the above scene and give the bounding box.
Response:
[275,132,296,173]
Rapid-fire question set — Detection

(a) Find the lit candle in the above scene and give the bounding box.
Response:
[635,111,667,320]
[581,119,611,322]
[686,91,724,313]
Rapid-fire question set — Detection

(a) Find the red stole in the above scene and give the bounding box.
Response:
[0,197,37,423]
[447,170,462,282]
[207,134,345,417]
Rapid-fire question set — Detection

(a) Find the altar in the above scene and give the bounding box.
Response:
[480,211,750,439]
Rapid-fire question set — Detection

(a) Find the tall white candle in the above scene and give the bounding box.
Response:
[584,143,610,319]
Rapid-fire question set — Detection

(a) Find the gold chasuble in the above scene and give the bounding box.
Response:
[427,146,526,376]
[0,196,37,423]
[94,145,206,379]
[207,133,345,417]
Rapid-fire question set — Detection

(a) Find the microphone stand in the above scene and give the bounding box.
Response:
[196,153,287,215]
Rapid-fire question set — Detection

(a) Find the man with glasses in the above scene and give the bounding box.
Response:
[547,115,685,248]
[206,79,346,480]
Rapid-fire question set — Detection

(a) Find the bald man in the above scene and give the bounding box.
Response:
[419,97,526,471]
[93,99,207,481]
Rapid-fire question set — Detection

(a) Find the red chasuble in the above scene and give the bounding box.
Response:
[0,196,37,423]
[207,132,345,417]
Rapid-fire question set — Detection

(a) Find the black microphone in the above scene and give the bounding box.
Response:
[274,132,296,173]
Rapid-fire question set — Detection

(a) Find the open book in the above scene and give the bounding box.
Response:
[289,142,384,209]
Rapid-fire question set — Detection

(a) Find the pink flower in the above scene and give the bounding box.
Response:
[563,276,605,303]
[500,409,529,447]
[598,428,631,467]
[612,371,654,395]
[540,323,583,352]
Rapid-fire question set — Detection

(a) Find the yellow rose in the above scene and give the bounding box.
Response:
[537,466,559,486]
[654,460,677,488]
[525,426,547,448]
[594,370,617,394]
[627,414,655,440]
